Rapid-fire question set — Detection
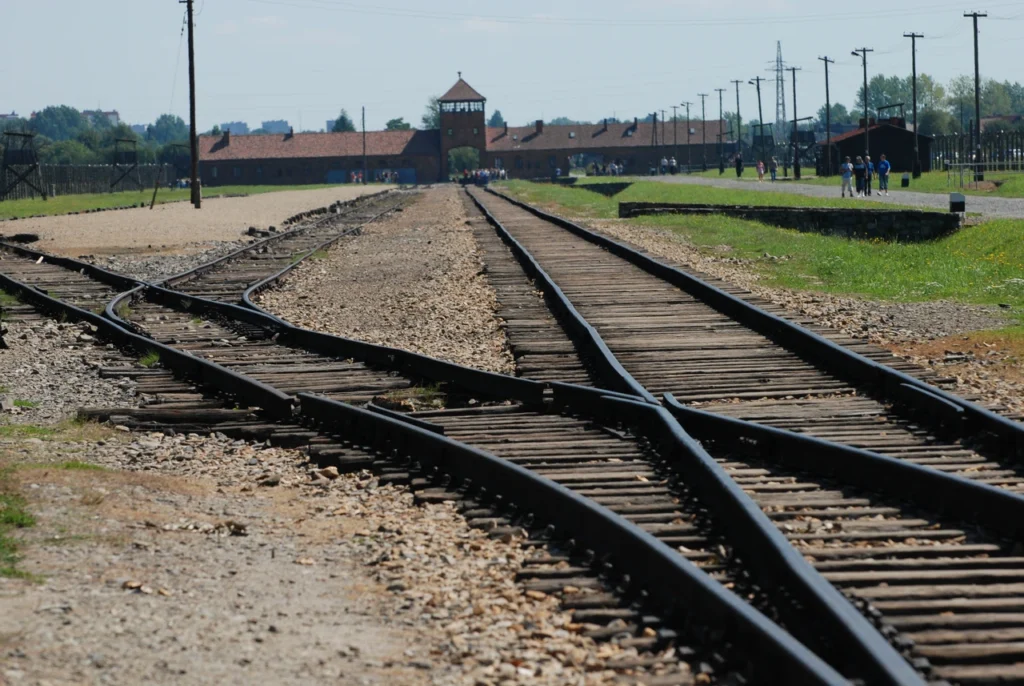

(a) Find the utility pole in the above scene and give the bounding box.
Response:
[715,88,727,174]
[698,93,708,171]
[671,105,679,167]
[818,56,835,176]
[681,101,693,172]
[787,67,802,179]
[180,0,200,208]
[852,47,874,157]
[731,80,743,165]
[904,33,924,178]
[965,11,987,180]
[749,77,767,167]
[361,106,367,184]
[660,109,668,154]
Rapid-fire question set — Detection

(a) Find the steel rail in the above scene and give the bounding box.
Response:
[297,392,849,686]
[238,200,406,318]
[464,190,656,403]
[156,189,395,290]
[486,186,1024,460]
[663,394,1024,541]
[549,383,925,686]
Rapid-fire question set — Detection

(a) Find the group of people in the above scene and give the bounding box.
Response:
[839,154,892,198]
[375,170,402,183]
[590,161,626,176]
[460,167,506,185]
[656,157,681,175]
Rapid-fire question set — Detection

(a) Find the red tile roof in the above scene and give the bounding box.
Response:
[440,78,486,102]
[818,123,931,145]
[485,120,728,153]
[199,130,440,161]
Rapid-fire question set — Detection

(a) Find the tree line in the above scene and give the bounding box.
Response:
[0,106,190,166]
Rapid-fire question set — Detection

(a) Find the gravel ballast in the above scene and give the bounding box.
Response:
[3,186,380,257]
[259,186,514,375]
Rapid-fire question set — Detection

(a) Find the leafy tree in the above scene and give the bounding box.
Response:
[815,103,853,129]
[385,117,411,131]
[982,80,1013,117]
[332,109,356,133]
[917,74,946,111]
[38,139,99,165]
[548,117,592,126]
[918,107,959,136]
[147,114,188,145]
[448,146,479,175]
[421,96,440,130]
[209,125,222,136]
[1,117,28,134]
[29,105,88,141]
[487,110,505,127]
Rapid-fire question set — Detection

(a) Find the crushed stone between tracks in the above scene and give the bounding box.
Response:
[259,186,515,375]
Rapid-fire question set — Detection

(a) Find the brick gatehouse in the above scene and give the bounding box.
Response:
[198,77,728,185]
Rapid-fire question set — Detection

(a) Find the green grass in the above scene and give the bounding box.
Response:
[138,350,160,368]
[0,490,35,579]
[500,180,1024,315]
[114,302,132,320]
[309,249,330,260]
[54,460,106,471]
[0,183,350,220]
[502,178,911,219]
[0,425,57,439]
[12,400,39,409]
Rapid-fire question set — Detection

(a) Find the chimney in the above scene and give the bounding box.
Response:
[603,118,608,131]
[285,126,294,140]
[634,116,638,129]
[535,120,544,135]
[504,122,508,136]
[223,129,230,145]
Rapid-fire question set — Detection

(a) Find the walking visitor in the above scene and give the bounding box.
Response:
[756,160,765,182]
[769,157,778,182]
[735,153,744,178]
[853,156,866,196]
[877,154,891,196]
[865,155,875,196]
[840,156,854,197]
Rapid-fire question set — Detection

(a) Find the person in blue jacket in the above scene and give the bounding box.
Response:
[864,155,875,196]
[877,154,891,196]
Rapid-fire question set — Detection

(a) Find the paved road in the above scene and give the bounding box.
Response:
[650,174,1024,219]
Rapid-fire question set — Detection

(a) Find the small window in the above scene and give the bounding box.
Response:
[233,166,242,178]
[626,130,634,137]
[515,157,523,169]
[494,157,503,168]
[447,128,453,136]
[211,166,218,179]
[256,165,263,177]
[548,155,557,168]
[512,135,518,141]
[473,127,479,135]
[569,132,576,139]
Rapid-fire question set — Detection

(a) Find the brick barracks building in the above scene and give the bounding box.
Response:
[198,77,728,186]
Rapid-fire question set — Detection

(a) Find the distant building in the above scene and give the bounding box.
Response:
[261,120,291,134]
[83,110,121,126]
[130,124,147,136]
[980,115,1024,132]
[0,112,20,121]
[818,120,932,173]
[326,120,336,133]
[220,121,250,135]
[199,77,728,185]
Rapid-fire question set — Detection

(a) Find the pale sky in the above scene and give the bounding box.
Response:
[3,0,1023,132]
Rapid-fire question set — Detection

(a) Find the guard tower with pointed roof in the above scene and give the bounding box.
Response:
[439,74,487,178]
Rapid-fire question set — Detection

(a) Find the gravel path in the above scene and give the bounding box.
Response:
[0,186,380,257]
[649,173,1024,218]
[2,433,650,685]
[588,217,1024,414]
[259,186,514,375]
[0,319,137,423]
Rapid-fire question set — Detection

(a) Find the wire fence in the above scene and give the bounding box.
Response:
[1,164,175,201]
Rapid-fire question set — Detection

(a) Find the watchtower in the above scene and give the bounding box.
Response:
[439,74,487,179]
[111,138,143,191]
[1,131,46,200]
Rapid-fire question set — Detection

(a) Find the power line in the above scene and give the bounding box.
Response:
[965,11,987,179]
[904,32,925,177]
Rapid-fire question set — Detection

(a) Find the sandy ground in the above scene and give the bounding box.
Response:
[2,187,380,257]
[259,186,514,375]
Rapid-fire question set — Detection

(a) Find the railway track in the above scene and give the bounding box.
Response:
[4,187,1024,682]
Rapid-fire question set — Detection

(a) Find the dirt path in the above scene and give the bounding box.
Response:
[259,186,514,375]
[1,186,380,257]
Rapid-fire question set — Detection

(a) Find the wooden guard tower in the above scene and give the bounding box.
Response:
[1,131,46,200]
